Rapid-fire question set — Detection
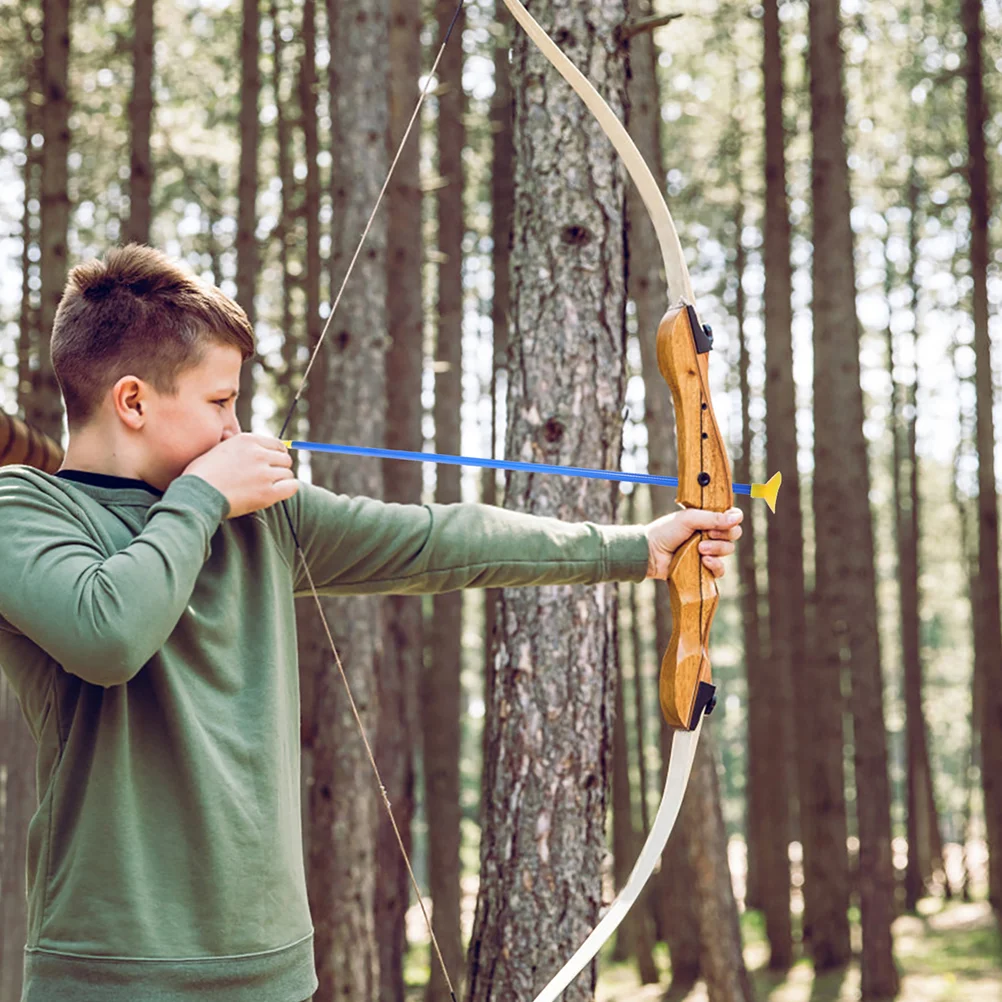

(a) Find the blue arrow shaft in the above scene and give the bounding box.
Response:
[285,439,753,496]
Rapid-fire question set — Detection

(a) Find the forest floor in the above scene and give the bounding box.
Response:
[595,898,1002,1002]
[403,896,1000,1001]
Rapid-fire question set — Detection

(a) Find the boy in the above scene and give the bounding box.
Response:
[0,245,741,1001]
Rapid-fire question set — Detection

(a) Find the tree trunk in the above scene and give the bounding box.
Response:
[889,178,945,910]
[762,0,824,965]
[18,32,41,407]
[236,0,259,432]
[809,2,898,993]
[272,0,299,424]
[624,3,699,987]
[378,1,425,999]
[31,0,70,442]
[611,633,657,981]
[734,187,791,968]
[302,0,392,998]
[299,0,322,369]
[424,3,467,997]
[962,0,1002,918]
[126,0,154,245]
[483,7,514,751]
[686,731,756,1002]
[466,3,627,998]
[0,694,33,1002]
[961,0,1002,917]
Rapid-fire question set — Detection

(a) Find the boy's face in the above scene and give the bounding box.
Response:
[134,342,244,489]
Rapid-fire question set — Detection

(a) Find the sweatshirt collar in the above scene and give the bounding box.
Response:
[56,469,164,497]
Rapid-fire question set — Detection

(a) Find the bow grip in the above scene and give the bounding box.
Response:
[655,305,733,730]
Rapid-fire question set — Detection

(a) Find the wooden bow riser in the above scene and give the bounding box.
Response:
[655,305,733,730]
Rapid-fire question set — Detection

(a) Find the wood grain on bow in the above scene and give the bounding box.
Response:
[657,304,733,730]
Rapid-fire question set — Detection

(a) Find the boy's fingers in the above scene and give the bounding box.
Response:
[701,555,725,578]
[698,539,735,557]
[679,506,742,532]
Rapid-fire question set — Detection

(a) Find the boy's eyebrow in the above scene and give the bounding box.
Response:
[210,388,239,399]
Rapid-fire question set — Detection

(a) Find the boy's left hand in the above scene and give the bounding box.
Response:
[645,507,743,581]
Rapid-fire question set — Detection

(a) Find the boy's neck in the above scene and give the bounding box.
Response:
[60,425,143,481]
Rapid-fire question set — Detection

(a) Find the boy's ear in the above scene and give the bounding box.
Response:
[111,375,148,430]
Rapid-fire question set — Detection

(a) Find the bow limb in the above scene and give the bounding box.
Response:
[502,3,736,1000]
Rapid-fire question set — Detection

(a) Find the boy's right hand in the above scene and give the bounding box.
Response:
[182,434,299,518]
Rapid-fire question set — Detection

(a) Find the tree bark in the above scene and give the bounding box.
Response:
[483,6,514,750]
[272,0,299,425]
[424,3,467,997]
[888,179,944,910]
[378,1,425,999]
[236,0,259,432]
[299,0,322,368]
[18,29,41,406]
[302,0,392,997]
[809,1,898,993]
[31,0,70,442]
[126,0,154,245]
[611,633,657,981]
[0,692,33,1002]
[762,0,824,965]
[686,731,756,1002]
[624,2,699,987]
[466,3,628,997]
[961,0,1002,919]
[734,187,791,968]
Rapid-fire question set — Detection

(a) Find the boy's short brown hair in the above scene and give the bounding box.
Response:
[51,244,255,428]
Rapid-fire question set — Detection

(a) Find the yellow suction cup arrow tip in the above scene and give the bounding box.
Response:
[751,471,782,514]
[281,440,293,448]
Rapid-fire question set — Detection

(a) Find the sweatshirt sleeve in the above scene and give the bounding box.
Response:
[269,481,650,597]
[0,473,229,687]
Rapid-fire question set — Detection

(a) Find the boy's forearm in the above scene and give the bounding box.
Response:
[284,486,650,597]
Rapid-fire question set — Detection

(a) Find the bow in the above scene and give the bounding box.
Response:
[498,2,768,1000]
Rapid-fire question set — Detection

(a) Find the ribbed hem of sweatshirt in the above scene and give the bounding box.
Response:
[21,933,317,1002]
[599,524,651,582]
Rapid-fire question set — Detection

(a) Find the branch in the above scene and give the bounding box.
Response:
[620,12,683,41]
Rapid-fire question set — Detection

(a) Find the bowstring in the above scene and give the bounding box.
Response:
[277,4,468,999]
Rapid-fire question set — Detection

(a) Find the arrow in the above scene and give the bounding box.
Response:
[282,439,782,512]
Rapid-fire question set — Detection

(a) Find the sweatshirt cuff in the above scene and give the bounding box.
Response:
[599,524,650,582]
[155,474,231,528]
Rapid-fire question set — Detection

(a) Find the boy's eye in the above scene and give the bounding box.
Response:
[214,399,229,407]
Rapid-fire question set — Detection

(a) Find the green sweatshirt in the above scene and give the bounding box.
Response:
[0,466,649,1002]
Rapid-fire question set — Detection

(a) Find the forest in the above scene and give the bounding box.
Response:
[0,0,1001,1000]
